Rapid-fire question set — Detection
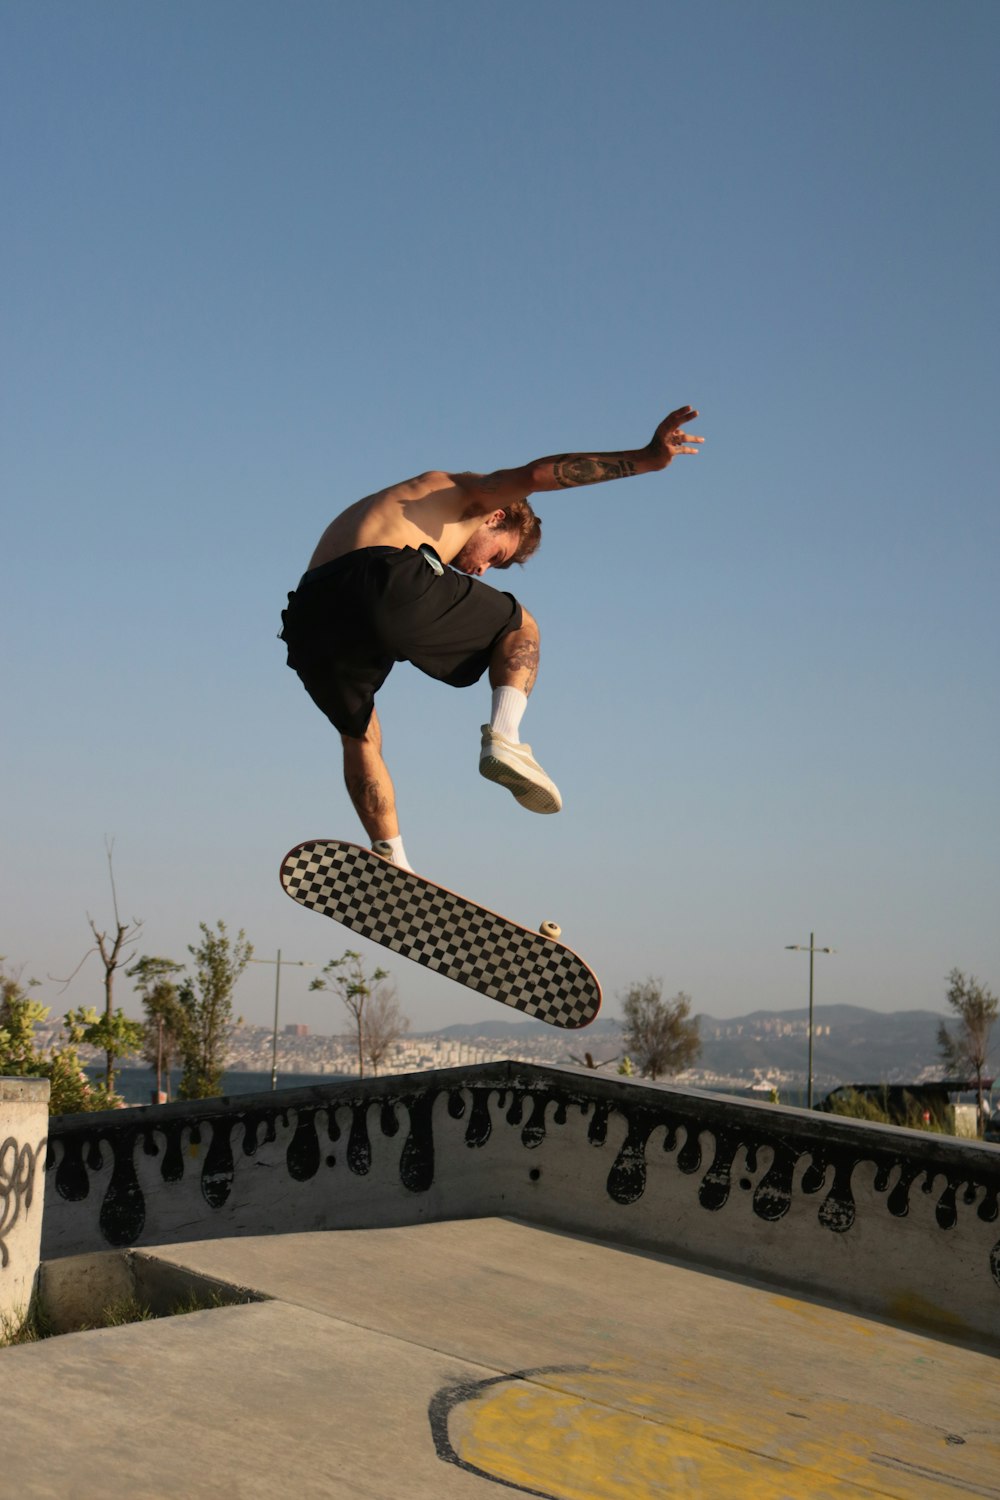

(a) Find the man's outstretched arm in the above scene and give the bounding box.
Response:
[453,406,703,510]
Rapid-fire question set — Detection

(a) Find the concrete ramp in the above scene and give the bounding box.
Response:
[5,1218,999,1498]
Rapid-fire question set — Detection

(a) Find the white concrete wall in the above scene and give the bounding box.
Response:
[41,1063,1000,1347]
[0,1077,50,1325]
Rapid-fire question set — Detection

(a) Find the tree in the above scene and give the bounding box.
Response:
[310,950,405,1078]
[43,1044,106,1116]
[0,960,109,1115]
[620,980,701,1081]
[937,968,998,1136]
[176,922,253,1100]
[127,955,188,1100]
[361,980,409,1077]
[62,1004,145,1097]
[54,840,143,1094]
[0,963,47,1076]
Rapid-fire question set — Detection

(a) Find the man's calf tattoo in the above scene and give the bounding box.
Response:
[348,774,391,817]
[503,637,539,692]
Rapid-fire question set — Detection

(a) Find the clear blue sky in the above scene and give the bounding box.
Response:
[3,0,998,1037]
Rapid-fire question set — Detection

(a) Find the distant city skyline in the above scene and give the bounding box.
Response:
[51,999,982,1103]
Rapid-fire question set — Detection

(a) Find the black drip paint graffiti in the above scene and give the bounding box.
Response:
[45,1079,1000,1289]
[0,1136,43,1270]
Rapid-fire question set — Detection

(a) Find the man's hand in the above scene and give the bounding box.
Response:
[647,406,703,468]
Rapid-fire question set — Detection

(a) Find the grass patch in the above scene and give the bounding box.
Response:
[824,1087,951,1133]
[95,1294,157,1328]
[167,1288,232,1316]
[0,1299,53,1346]
[1,1286,246,1347]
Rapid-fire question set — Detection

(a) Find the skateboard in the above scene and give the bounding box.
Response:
[279,839,601,1029]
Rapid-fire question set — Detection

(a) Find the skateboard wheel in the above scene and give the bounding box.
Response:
[539,920,561,940]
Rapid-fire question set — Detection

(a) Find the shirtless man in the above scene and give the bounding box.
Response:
[280,404,702,871]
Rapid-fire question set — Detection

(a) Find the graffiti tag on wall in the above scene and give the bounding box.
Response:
[0,1136,43,1270]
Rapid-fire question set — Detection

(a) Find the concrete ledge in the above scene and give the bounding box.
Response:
[0,1080,51,1104]
[42,1061,1000,1347]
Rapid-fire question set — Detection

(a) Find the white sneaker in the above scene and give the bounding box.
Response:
[479,726,562,814]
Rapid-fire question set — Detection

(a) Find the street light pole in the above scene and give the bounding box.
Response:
[784,932,835,1109]
[248,950,316,1089]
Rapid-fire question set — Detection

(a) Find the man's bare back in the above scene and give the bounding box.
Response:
[308,471,499,571]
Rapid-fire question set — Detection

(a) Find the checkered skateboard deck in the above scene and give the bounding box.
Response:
[280,839,601,1029]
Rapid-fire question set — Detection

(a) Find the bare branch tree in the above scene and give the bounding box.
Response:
[362,980,409,1077]
[52,839,144,1092]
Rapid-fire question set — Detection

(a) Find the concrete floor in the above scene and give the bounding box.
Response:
[4,1218,999,1499]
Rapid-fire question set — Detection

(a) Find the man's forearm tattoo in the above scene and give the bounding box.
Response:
[553,456,639,488]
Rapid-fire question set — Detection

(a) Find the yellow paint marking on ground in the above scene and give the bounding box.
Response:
[770,1286,977,1346]
[766,1293,878,1337]
[887,1290,976,1341]
[448,1365,999,1500]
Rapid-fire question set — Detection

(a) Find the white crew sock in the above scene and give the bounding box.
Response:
[490,686,528,744]
[374,835,413,873]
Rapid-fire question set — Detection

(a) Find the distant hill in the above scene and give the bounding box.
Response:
[433,1016,621,1040]
[691,1006,957,1086]
[428,1006,976,1087]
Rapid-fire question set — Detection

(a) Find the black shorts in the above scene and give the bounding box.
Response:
[280,545,523,738]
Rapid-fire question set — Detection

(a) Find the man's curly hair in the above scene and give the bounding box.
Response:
[493,497,541,567]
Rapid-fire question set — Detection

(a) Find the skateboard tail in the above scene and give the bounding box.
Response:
[280,840,601,1030]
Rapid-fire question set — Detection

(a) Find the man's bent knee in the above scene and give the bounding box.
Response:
[341,708,382,753]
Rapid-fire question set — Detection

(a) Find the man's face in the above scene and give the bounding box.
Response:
[452,523,517,576]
